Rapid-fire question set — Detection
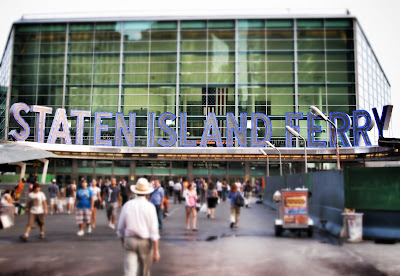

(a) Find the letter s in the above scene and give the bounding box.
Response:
[8,103,30,141]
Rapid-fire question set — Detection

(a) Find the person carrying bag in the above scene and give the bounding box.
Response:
[234,193,245,207]
[228,183,244,229]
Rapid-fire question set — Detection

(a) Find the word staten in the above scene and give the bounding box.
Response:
[8,102,392,148]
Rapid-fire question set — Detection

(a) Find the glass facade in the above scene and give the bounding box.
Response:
[0,31,13,140]
[355,23,392,144]
[3,16,391,147]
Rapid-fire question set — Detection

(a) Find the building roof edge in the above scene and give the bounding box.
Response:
[13,10,355,24]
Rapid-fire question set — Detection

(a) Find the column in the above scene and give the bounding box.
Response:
[244,162,250,180]
[72,159,78,182]
[187,161,193,182]
[130,160,136,185]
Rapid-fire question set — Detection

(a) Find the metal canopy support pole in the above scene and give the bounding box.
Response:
[266,142,283,176]
[310,105,341,170]
[301,137,308,173]
[329,120,341,170]
[259,149,269,177]
[39,158,49,184]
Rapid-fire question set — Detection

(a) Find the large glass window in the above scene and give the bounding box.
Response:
[5,18,366,146]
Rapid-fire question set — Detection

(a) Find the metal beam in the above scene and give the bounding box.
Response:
[14,140,390,156]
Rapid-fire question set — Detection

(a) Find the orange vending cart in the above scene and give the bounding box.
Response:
[274,189,313,237]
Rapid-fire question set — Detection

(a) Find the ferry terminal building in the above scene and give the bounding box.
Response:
[0,11,396,185]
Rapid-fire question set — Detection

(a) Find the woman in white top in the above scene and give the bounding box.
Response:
[1,189,13,206]
[90,179,102,228]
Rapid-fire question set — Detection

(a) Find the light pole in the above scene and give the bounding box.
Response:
[310,105,341,170]
[266,141,282,176]
[286,125,308,173]
[258,148,269,177]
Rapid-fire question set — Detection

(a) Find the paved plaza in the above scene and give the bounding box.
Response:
[1,198,400,276]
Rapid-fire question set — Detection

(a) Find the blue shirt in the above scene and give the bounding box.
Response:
[76,188,94,209]
[106,186,120,203]
[48,184,59,198]
[228,191,244,205]
[150,186,165,206]
[196,181,202,191]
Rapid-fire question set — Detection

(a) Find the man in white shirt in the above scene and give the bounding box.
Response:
[173,180,182,204]
[117,178,160,276]
[20,184,48,241]
[168,179,174,197]
[235,179,242,191]
[216,179,223,198]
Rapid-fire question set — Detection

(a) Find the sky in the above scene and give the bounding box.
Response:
[1,0,399,137]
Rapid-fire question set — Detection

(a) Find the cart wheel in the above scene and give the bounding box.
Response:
[275,225,283,237]
[307,226,313,237]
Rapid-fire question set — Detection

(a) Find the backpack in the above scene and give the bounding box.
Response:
[245,184,252,192]
[65,186,73,197]
[234,193,244,207]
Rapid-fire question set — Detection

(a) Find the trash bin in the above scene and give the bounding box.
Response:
[341,212,363,242]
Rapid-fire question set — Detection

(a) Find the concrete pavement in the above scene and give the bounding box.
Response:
[1,197,400,275]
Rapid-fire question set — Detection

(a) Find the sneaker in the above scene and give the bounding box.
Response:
[109,224,115,230]
[40,233,45,239]
[77,230,84,236]
[20,235,28,242]
[88,226,92,234]
[230,222,234,229]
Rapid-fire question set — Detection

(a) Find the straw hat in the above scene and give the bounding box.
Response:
[130,178,154,195]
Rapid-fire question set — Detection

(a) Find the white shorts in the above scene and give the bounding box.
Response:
[50,197,58,205]
[66,197,75,205]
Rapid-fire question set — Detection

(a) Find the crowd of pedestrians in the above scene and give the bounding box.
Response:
[4,176,261,235]
[1,174,261,275]
[168,177,261,230]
